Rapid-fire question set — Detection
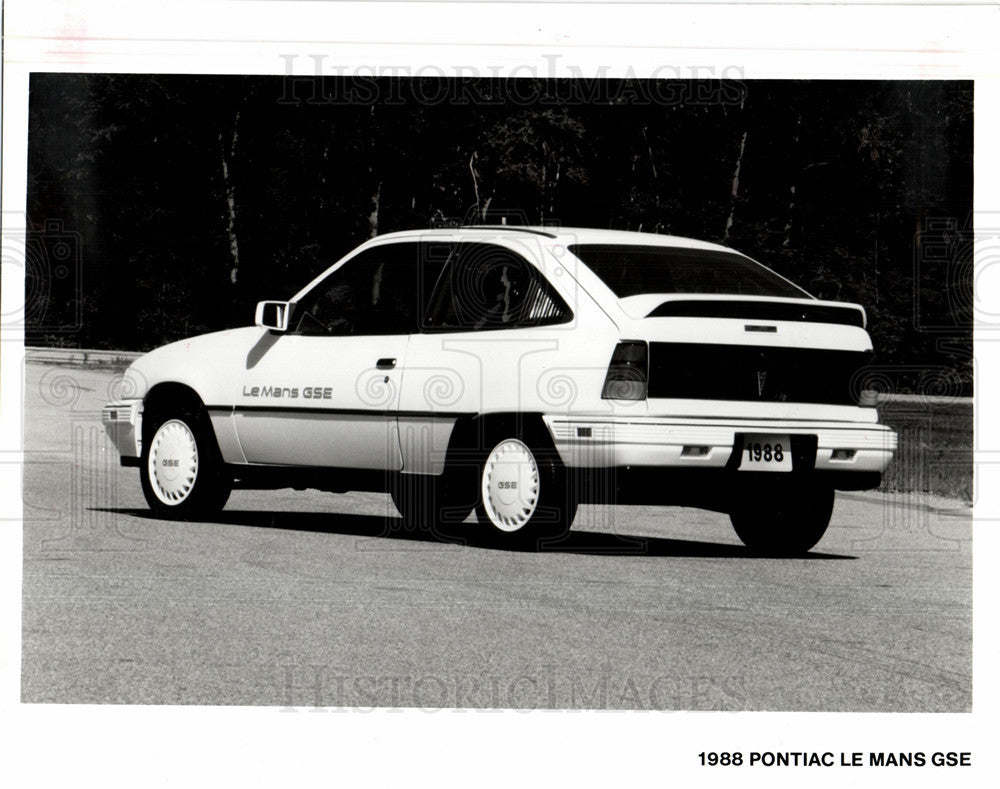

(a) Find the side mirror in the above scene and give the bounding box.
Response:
[255,300,293,332]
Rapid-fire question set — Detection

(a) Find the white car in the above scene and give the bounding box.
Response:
[103,226,897,554]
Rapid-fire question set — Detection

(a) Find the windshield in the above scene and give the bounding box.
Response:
[568,244,812,299]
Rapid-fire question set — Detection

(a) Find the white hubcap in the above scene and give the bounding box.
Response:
[481,439,540,532]
[148,419,199,505]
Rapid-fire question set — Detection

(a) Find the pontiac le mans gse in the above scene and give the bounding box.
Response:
[103,226,897,555]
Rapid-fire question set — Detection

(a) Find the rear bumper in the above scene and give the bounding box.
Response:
[543,415,897,474]
[101,400,143,460]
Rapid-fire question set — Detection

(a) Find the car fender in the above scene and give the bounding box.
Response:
[128,326,265,404]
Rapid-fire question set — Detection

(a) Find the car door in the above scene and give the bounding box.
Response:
[233,242,431,470]
[398,240,575,475]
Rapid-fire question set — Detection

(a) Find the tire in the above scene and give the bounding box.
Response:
[140,407,232,520]
[475,428,577,545]
[390,470,475,535]
[729,480,834,556]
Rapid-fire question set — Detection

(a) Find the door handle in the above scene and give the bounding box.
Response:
[376,358,397,370]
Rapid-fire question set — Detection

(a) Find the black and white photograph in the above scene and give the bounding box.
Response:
[2,1,996,786]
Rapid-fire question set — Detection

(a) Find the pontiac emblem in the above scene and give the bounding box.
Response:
[756,370,767,397]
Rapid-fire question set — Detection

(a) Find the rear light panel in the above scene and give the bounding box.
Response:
[601,340,649,401]
[646,342,870,406]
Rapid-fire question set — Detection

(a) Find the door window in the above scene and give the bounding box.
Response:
[293,242,447,336]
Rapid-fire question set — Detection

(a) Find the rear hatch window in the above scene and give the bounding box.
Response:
[569,244,810,299]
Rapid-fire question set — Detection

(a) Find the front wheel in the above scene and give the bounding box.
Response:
[140,409,232,520]
[476,434,576,545]
[729,481,834,556]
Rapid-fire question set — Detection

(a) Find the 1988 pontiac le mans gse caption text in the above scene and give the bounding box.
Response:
[102,226,897,555]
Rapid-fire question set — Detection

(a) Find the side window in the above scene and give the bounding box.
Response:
[293,243,445,336]
[423,243,572,332]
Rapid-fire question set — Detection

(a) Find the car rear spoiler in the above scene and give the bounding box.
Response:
[644,299,866,328]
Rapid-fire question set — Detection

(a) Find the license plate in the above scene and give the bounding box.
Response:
[738,434,792,472]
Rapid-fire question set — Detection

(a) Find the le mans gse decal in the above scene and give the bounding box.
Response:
[241,385,334,400]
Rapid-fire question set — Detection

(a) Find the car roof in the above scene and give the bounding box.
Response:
[369,226,739,254]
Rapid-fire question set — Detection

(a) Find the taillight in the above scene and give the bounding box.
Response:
[601,341,648,400]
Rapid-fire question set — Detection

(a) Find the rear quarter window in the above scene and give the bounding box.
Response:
[423,242,572,331]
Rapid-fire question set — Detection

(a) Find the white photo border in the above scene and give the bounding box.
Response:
[2,1,995,786]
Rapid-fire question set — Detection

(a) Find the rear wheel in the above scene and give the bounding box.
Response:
[729,480,834,556]
[140,408,232,519]
[475,431,576,545]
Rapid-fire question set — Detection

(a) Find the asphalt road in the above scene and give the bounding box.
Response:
[21,363,972,710]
